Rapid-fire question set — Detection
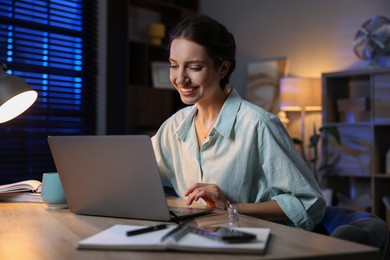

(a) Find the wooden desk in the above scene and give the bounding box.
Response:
[0,200,380,260]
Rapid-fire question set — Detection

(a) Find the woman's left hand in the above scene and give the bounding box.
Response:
[184,183,228,209]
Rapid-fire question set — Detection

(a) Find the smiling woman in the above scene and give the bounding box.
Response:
[151,15,326,231]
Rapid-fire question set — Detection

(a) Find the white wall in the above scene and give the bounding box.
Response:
[199,0,390,96]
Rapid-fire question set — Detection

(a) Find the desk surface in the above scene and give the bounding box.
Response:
[0,199,380,260]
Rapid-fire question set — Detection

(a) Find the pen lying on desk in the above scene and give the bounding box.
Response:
[160,224,191,243]
[126,224,168,236]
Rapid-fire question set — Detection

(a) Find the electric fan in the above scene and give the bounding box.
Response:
[353,15,390,65]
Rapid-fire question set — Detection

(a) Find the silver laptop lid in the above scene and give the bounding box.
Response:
[47,135,172,221]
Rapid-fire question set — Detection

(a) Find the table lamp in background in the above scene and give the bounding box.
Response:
[279,77,322,161]
[0,63,37,123]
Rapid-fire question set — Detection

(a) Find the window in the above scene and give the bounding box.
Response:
[0,0,97,183]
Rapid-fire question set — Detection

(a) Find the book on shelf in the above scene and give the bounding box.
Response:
[0,180,42,203]
[382,196,390,209]
[78,224,271,254]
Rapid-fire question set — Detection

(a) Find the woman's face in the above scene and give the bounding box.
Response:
[169,38,224,105]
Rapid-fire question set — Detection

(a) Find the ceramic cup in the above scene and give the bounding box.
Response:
[41,172,68,209]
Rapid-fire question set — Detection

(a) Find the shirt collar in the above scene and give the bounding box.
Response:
[175,105,198,141]
[175,89,242,141]
[215,88,242,138]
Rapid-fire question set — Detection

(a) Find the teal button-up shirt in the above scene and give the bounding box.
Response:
[152,89,325,230]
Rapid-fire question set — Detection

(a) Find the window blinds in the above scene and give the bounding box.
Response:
[0,0,97,183]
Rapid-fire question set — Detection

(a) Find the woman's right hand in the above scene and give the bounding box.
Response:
[184,182,228,209]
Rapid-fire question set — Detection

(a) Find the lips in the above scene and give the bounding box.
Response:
[178,86,198,96]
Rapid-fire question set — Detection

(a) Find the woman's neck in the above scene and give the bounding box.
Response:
[196,88,230,122]
[195,88,231,147]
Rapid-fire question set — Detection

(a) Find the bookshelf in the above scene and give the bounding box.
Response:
[321,67,390,225]
[106,0,198,134]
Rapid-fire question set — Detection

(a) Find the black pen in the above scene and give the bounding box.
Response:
[160,224,190,243]
[126,224,168,236]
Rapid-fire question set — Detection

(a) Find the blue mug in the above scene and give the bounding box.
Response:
[41,172,68,209]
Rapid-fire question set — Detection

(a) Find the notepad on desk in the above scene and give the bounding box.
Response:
[0,192,42,203]
[0,180,42,203]
[0,180,41,193]
[78,224,271,254]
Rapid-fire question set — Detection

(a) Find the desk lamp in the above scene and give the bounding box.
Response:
[0,63,37,123]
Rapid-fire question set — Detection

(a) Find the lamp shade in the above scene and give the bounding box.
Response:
[0,65,38,123]
[279,77,322,111]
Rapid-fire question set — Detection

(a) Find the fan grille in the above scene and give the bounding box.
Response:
[353,16,390,61]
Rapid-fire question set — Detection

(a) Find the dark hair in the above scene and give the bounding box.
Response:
[169,15,236,89]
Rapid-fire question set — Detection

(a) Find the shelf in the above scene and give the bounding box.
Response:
[321,67,390,222]
[129,39,168,48]
[129,0,197,46]
[323,67,390,77]
[106,0,197,134]
[323,174,370,178]
[372,173,390,179]
[322,122,372,127]
[127,86,177,129]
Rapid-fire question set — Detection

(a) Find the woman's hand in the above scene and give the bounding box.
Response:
[184,183,228,209]
[184,183,288,222]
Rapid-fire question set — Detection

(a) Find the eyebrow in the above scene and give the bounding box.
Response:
[169,58,205,64]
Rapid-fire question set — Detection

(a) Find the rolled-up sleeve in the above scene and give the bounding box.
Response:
[259,115,326,230]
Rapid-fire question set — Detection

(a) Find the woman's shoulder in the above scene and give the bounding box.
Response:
[228,89,276,122]
[239,99,279,123]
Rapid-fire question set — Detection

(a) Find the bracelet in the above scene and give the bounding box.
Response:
[227,200,239,226]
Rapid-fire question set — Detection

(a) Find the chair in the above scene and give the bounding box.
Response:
[314,206,389,260]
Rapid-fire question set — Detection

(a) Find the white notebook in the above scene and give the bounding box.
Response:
[78,224,271,254]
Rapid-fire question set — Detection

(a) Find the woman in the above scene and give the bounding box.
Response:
[151,15,325,230]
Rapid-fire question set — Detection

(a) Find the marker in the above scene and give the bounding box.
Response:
[126,224,168,236]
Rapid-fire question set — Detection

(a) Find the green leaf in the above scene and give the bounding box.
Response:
[309,134,320,147]
[318,164,334,173]
[320,126,342,145]
[292,138,303,145]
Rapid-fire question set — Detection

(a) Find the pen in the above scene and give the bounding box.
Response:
[160,224,190,243]
[126,224,168,236]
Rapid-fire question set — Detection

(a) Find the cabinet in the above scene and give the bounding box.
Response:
[106,0,198,134]
[321,67,390,225]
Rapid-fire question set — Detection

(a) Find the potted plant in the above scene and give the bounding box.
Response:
[293,125,342,205]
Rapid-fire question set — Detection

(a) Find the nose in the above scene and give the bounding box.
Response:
[175,68,189,85]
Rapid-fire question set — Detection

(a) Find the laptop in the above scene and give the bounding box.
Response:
[47,135,213,222]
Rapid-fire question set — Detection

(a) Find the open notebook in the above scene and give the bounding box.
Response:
[48,135,212,221]
[78,224,271,254]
